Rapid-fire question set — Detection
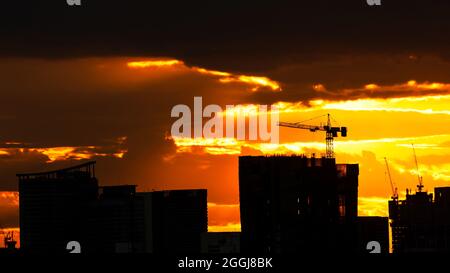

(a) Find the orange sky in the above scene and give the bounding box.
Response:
[1,57,450,235]
[151,59,450,229]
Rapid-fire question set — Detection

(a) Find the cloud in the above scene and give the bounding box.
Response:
[208,223,241,232]
[2,1,450,75]
[309,81,450,101]
[0,57,261,204]
[207,202,240,232]
[0,137,127,163]
[245,55,450,105]
[128,59,281,92]
[170,134,450,157]
[127,60,183,68]
[358,197,389,217]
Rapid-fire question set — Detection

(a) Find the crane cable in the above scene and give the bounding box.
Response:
[296,114,328,124]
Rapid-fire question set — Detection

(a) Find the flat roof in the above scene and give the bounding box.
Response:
[16,161,96,179]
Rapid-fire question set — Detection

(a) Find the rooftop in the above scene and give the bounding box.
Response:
[16,161,96,180]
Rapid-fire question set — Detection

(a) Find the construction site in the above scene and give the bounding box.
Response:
[239,114,385,253]
[387,147,450,253]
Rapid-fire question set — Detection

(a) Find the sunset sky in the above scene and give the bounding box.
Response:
[1,1,450,244]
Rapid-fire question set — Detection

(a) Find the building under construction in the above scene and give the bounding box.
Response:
[389,186,450,253]
[387,145,450,253]
[239,155,359,253]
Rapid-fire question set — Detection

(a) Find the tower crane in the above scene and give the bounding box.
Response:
[384,157,398,201]
[277,113,347,158]
[412,144,424,192]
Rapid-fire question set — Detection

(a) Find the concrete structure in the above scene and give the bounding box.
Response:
[239,155,359,253]
[389,186,450,253]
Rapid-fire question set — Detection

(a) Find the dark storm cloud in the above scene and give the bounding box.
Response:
[2,0,450,73]
[2,1,450,106]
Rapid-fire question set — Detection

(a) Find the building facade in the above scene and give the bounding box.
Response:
[239,155,359,253]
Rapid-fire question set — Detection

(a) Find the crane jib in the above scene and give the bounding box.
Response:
[277,115,347,159]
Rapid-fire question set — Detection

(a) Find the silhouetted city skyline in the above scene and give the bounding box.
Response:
[1,154,449,254]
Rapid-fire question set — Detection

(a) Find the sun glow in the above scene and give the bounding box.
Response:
[127,59,183,68]
[127,59,281,91]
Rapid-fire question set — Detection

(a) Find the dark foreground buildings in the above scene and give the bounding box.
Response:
[389,186,450,253]
[17,161,207,254]
[17,158,395,254]
[239,155,359,253]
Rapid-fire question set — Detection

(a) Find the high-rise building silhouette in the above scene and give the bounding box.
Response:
[201,232,240,253]
[17,161,207,254]
[143,190,207,253]
[84,185,141,253]
[239,155,359,253]
[389,186,450,253]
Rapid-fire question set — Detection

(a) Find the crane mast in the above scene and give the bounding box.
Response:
[277,113,347,158]
[325,114,334,159]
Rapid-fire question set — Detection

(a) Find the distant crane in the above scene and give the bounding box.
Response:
[384,157,398,201]
[277,113,347,158]
[412,144,424,192]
